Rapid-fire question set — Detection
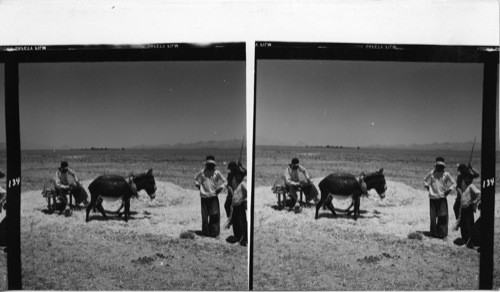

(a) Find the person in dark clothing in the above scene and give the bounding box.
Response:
[226,169,247,246]
[470,214,481,249]
[224,161,247,219]
[453,163,480,230]
[453,175,481,247]
[0,170,5,213]
[0,169,6,250]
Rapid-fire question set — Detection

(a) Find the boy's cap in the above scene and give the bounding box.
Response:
[205,155,216,165]
[435,157,445,167]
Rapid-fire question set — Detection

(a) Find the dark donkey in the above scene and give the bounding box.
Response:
[315,168,387,220]
[86,169,157,222]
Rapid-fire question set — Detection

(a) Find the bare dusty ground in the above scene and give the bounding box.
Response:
[0,180,247,290]
[253,178,492,290]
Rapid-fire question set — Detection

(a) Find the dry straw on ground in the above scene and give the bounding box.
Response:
[0,180,247,290]
[253,177,491,290]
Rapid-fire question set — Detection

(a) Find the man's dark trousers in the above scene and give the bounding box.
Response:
[460,205,475,243]
[224,193,232,218]
[232,204,247,243]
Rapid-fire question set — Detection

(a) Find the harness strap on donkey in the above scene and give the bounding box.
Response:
[358,173,368,196]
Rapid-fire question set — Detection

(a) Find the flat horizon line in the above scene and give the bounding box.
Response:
[255,144,491,152]
[18,146,246,151]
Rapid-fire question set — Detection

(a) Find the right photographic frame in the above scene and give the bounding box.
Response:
[252,42,498,290]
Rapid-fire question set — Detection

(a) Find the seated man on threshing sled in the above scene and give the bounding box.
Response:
[273,157,317,213]
[44,161,88,216]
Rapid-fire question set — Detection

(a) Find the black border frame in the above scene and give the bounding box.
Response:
[0,43,245,63]
[1,42,246,290]
[253,41,499,290]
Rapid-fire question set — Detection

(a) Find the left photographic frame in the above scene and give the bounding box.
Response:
[0,43,248,290]
[0,63,7,286]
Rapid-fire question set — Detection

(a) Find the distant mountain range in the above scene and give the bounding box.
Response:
[366,141,482,152]
[0,139,247,151]
[256,138,493,152]
[131,139,246,150]
[0,139,498,152]
[0,141,53,151]
[256,137,295,147]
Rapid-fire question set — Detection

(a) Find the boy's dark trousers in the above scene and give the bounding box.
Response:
[201,196,220,237]
[430,198,448,238]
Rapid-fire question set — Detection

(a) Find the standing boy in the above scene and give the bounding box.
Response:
[194,155,227,238]
[424,157,456,239]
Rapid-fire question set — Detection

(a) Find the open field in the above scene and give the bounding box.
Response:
[254,146,486,191]
[15,148,246,192]
[0,148,247,290]
[253,146,500,290]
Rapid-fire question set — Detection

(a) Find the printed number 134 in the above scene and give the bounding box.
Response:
[483,177,495,188]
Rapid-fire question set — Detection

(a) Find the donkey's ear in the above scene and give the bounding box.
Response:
[379,168,384,174]
[147,169,153,175]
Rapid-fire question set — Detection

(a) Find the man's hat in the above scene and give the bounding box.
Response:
[205,155,216,165]
[60,161,69,169]
[435,157,446,167]
[457,163,468,172]
[227,161,238,170]
[291,157,299,165]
